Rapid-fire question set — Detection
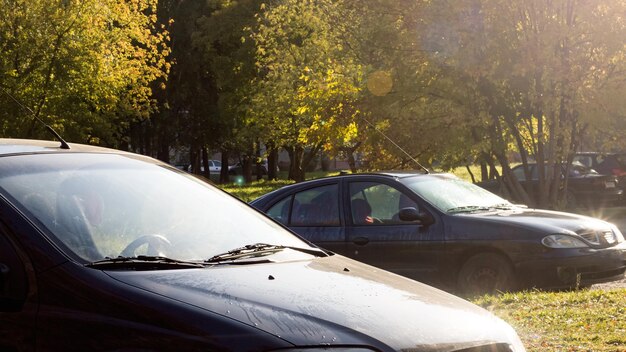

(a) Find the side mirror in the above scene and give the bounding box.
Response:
[398,207,435,226]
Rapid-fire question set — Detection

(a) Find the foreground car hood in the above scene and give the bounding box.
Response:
[106,255,521,351]
[459,207,615,235]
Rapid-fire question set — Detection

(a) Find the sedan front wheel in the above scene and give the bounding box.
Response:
[457,253,516,296]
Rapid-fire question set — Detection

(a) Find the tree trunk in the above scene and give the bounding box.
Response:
[201,147,210,179]
[466,165,476,184]
[219,149,230,184]
[267,144,279,181]
[496,152,533,206]
[287,146,305,182]
[255,140,263,181]
[242,154,253,183]
[341,142,362,173]
[190,146,201,175]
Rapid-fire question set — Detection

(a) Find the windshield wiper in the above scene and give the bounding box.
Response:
[490,203,516,209]
[447,205,491,214]
[205,243,327,263]
[86,255,206,270]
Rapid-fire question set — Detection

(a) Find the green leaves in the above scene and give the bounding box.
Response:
[0,0,169,144]
[245,0,363,178]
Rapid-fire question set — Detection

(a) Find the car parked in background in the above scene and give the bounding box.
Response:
[251,172,626,295]
[574,152,626,191]
[478,162,623,208]
[191,159,222,173]
[228,159,270,175]
[0,139,526,351]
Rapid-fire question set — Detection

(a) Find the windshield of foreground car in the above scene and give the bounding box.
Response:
[402,174,514,214]
[0,153,312,263]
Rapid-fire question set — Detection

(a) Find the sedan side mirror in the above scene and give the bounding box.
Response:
[398,207,435,226]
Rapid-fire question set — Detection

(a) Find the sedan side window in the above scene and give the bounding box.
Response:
[573,155,593,168]
[511,166,526,181]
[267,185,340,227]
[266,197,292,225]
[349,182,417,225]
[291,184,340,226]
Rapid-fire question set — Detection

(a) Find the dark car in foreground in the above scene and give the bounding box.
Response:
[477,162,623,208]
[0,139,525,351]
[251,172,626,294]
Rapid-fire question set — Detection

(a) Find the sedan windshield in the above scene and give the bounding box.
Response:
[0,153,310,263]
[402,174,513,213]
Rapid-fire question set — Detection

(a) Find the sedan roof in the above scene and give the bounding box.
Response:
[0,138,128,156]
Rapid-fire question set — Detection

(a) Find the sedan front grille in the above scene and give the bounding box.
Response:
[578,230,617,247]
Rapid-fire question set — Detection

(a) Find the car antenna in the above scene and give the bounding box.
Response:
[359,115,429,174]
[0,87,70,149]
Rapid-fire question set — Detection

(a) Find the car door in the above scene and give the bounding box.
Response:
[343,179,443,285]
[264,182,346,254]
[0,226,37,351]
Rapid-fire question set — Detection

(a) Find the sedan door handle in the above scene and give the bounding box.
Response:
[353,237,370,246]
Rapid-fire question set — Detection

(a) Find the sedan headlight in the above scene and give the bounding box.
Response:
[542,234,588,248]
[611,225,625,243]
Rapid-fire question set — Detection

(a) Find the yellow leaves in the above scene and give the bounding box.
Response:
[295,106,309,115]
[341,121,359,143]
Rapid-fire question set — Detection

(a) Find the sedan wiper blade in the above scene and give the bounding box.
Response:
[490,203,515,209]
[206,243,285,263]
[447,205,490,214]
[205,243,327,263]
[86,255,206,269]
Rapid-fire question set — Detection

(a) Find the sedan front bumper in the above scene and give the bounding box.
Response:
[516,241,626,289]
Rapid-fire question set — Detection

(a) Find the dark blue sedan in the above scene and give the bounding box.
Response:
[251,172,626,294]
[0,140,525,351]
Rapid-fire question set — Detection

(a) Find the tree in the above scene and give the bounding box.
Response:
[365,0,626,208]
[0,0,169,146]
[248,0,363,181]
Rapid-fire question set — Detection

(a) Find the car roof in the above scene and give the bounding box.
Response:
[250,171,448,205]
[0,138,132,156]
[575,151,625,156]
[303,170,433,183]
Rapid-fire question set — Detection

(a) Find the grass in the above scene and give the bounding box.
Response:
[220,170,344,202]
[474,289,626,351]
[218,168,626,351]
[221,179,295,202]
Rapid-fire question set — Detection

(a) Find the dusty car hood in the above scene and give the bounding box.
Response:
[105,254,521,351]
[457,207,615,235]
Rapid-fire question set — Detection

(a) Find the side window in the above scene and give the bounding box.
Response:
[291,184,340,226]
[530,165,539,180]
[349,182,417,225]
[511,167,526,181]
[0,232,28,312]
[573,155,592,168]
[595,155,605,165]
[266,196,292,225]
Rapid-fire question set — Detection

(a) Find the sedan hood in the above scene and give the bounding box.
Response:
[458,207,616,235]
[105,253,522,351]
